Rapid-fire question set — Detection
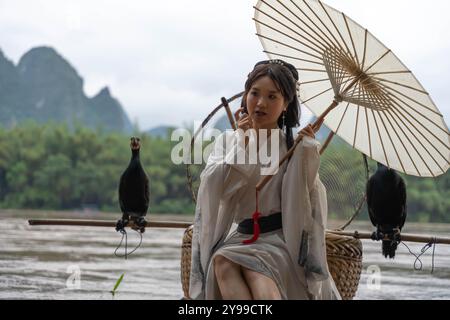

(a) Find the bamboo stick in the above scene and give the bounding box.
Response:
[28,219,192,229]
[28,219,450,245]
[327,230,450,245]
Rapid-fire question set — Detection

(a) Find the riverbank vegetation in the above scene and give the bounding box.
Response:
[0,122,448,222]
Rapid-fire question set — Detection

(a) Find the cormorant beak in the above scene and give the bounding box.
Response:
[130,137,141,150]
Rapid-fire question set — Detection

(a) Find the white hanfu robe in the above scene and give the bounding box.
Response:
[189,129,341,300]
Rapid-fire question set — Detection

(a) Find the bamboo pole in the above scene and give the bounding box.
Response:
[28,219,450,245]
[327,230,450,245]
[28,219,192,229]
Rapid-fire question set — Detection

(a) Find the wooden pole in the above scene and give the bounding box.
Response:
[28,219,450,245]
[327,230,450,245]
[28,219,192,229]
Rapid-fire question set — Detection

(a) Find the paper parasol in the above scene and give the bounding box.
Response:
[254,0,450,177]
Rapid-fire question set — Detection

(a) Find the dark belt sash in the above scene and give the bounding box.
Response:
[238,212,282,235]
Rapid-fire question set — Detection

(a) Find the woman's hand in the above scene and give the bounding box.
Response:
[234,108,253,132]
[234,108,254,148]
[299,124,316,139]
[300,124,316,139]
[299,118,324,139]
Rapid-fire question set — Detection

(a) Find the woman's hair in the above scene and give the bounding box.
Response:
[241,59,301,149]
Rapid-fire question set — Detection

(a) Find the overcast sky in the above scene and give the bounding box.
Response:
[1,0,449,130]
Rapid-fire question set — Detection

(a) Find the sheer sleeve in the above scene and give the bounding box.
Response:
[189,130,257,299]
[281,135,341,300]
[202,130,258,199]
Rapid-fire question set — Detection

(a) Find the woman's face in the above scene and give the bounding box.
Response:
[246,76,287,130]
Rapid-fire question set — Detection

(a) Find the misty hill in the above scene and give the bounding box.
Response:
[0,46,132,133]
[145,125,176,138]
[214,114,233,132]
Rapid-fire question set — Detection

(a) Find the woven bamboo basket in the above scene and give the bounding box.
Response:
[180,225,363,300]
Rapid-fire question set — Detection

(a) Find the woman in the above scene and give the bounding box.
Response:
[189,60,341,300]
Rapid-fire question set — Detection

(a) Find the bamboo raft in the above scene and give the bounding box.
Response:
[28,218,450,300]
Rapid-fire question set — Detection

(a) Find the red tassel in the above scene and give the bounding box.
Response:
[242,190,262,245]
[242,211,261,245]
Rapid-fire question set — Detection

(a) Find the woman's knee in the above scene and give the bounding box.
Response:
[214,255,238,280]
[253,289,282,300]
[242,269,281,300]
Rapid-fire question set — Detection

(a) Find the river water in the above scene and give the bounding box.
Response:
[0,211,449,300]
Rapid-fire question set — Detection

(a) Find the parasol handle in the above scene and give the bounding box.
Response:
[320,131,335,155]
[28,219,192,229]
[256,99,339,192]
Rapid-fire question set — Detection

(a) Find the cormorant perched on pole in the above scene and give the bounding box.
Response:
[366,162,407,259]
[116,137,150,233]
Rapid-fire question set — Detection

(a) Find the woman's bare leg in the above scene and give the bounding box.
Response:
[214,255,253,300]
[241,267,282,300]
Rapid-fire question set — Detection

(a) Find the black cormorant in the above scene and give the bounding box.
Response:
[366,162,407,259]
[116,137,150,233]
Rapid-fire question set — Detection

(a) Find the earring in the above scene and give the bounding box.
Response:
[282,110,286,129]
